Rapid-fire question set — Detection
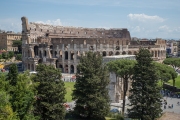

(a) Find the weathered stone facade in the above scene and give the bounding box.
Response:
[21,17,166,72]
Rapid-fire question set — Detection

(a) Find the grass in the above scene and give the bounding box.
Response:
[64,82,75,102]
[105,117,116,120]
[158,75,180,89]
[66,117,116,120]
[166,75,180,88]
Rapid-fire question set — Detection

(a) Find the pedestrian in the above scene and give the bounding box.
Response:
[172,104,173,109]
[164,105,166,109]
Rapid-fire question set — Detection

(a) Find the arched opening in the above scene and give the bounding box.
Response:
[109,51,113,56]
[38,59,42,64]
[155,51,157,57]
[28,50,30,57]
[70,65,74,73]
[50,45,53,49]
[50,50,53,56]
[115,52,120,55]
[34,46,38,56]
[116,41,120,50]
[28,64,30,69]
[44,50,46,57]
[59,64,63,73]
[151,51,154,57]
[39,51,42,58]
[65,51,68,60]
[134,51,137,55]
[65,65,68,73]
[71,52,74,60]
[122,51,126,55]
[55,51,57,58]
[128,51,132,55]
[102,51,106,56]
[56,60,59,68]
[31,64,34,71]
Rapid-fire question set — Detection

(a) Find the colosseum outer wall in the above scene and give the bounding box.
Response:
[21,17,166,73]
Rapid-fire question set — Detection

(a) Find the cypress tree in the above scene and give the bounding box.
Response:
[72,52,110,120]
[33,64,66,120]
[128,48,162,120]
[7,63,18,86]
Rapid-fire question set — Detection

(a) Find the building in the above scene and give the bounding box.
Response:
[177,40,180,57]
[21,16,166,72]
[103,55,135,103]
[0,31,22,51]
[166,40,178,56]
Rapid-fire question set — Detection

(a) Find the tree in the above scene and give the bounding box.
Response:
[16,54,22,61]
[154,62,177,87]
[0,72,17,119]
[107,59,135,115]
[128,48,162,120]
[33,64,66,120]
[7,63,18,86]
[163,58,180,72]
[162,58,179,87]
[0,91,16,120]
[8,51,14,59]
[12,40,22,53]
[2,52,8,59]
[11,72,36,120]
[72,52,110,120]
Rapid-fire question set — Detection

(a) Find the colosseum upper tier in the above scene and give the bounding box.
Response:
[21,17,166,73]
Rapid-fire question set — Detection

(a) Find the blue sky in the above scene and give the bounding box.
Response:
[0,0,180,39]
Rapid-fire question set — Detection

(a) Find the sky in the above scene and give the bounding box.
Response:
[0,0,180,39]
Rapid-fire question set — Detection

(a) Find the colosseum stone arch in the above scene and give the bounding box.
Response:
[21,17,166,73]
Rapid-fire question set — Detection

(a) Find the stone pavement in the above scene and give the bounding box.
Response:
[162,97,180,114]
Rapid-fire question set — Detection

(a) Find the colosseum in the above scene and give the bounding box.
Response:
[21,17,166,73]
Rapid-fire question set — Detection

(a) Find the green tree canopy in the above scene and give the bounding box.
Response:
[107,59,136,115]
[11,72,36,120]
[163,58,180,71]
[8,51,14,59]
[128,48,162,120]
[33,64,66,120]
[16,54,22,61]
[0,91,16,120]
[73,52,110,120]
[7,63,18,86]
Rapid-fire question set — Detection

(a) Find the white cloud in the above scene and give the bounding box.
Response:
[0,18,21,32]
[128,13,165,22]
[158,25,174,33]
[131,26,141,32]
[158,25,169,31]
[35,19,62,26]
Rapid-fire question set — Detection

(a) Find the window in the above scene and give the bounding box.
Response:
[46,33,49,37]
